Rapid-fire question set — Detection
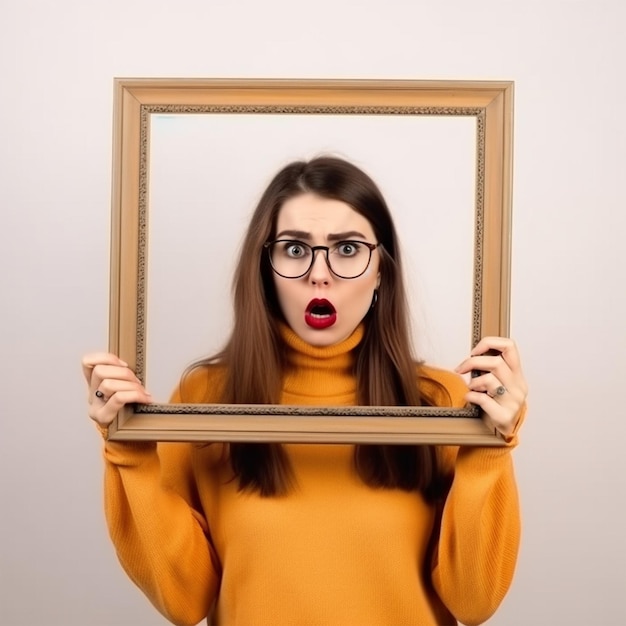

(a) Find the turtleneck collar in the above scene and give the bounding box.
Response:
[280,322,365,366]
[278,323,365,405]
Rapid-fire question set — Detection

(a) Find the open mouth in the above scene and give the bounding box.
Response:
[304,299,337,329]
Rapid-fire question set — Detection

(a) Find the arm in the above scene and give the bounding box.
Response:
[83,354,219,626]
[103,440,219,626]
[430,339,527,625]
[432,432,523,625]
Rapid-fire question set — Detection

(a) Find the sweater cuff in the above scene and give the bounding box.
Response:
[500,402,527,447]
[102,437,157,467]
[93,421,157,466]
[94,422,109,439]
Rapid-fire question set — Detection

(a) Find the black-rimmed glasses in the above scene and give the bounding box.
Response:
[264,239,380,279]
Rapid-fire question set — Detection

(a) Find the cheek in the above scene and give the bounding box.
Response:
[346,277,377,313]
[360,255,381,286]
[361,266,378,284]
[359,263,381,291]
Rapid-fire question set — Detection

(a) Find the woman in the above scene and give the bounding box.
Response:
[83,156,527,626]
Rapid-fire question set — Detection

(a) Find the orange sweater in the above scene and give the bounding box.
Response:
[102,325,522,626]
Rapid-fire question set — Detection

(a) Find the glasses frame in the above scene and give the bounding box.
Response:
[264,239,379,280]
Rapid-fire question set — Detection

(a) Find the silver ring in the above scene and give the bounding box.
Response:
[487,385,507,398]
[95,390,105,400]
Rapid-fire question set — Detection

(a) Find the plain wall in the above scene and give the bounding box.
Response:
[1,1,624,625]
[146,113,477,401]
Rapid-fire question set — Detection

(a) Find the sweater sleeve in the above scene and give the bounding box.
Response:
[432,441,522,625]
[426,368,524,625]
[101,367,223,626]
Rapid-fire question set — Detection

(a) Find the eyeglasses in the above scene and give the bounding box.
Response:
[264,239,379,279]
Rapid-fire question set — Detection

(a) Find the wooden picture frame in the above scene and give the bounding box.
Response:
[107,78,513,445]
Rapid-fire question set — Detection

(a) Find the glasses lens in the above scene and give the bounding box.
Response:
[268,240,373,278]
[327,241,372,278]
[269,241,314,278]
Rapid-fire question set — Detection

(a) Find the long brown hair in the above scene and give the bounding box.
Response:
[188,156,451,499]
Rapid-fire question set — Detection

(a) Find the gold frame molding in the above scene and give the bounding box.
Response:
[107,78,514,445]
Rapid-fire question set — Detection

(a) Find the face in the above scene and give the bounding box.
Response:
[271,193,381,347]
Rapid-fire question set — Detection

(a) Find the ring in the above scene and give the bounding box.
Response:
[487,385,506,398]
[95,390,105,400]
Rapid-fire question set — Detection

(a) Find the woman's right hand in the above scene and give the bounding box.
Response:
[81,353,153,427]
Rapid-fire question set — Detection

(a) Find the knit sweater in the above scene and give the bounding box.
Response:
[102,325,522,626]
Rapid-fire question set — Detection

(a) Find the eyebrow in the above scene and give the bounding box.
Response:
[275,230,369,241]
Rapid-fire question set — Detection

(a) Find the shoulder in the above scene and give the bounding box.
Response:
[417,364,468,408]
[169,362,228,403]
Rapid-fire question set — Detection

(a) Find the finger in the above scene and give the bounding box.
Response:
[460,354,503,375]
[457,353,508,381]
[467,372,507,396]
[468,367,527,407]
[89,389,153,427]
[471,337,522,372]
[93,378,151,403]
[82,353,128,384]
[88,363,142,400]
[486,384,508,400]
[457,343,523,388]
[465,390,519,438]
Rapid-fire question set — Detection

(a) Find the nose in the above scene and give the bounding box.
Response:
[308,248,332,285]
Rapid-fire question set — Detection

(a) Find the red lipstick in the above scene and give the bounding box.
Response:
[305,299,337,329]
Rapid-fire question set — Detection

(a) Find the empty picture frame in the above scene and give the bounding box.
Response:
[107,78,514,445]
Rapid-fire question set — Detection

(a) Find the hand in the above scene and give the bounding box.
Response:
[81,353,153,427]
[455,337,528,438]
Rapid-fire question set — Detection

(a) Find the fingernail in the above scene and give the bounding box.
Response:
[119,359,128,366]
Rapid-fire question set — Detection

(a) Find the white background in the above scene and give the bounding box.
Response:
[147,113,475,400]
[1,1,625,625]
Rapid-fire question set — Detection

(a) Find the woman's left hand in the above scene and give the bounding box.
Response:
[455,337,528,438]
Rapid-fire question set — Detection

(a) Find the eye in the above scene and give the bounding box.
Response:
[285,242,308,258]
[336,241,361,257]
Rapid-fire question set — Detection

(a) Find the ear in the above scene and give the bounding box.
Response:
[376,272,381,289]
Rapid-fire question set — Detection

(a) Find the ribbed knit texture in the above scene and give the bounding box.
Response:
[102,326,522,626]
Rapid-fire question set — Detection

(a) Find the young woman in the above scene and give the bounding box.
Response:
[83,156,527,626]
